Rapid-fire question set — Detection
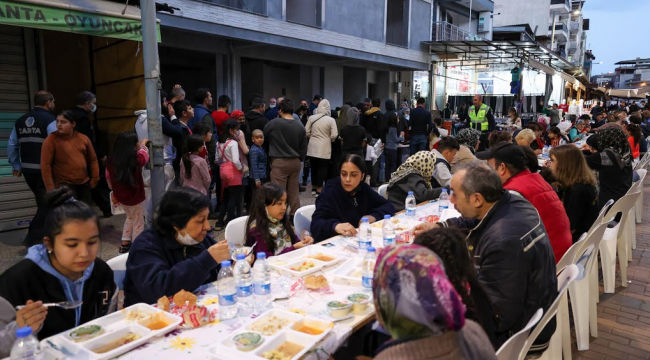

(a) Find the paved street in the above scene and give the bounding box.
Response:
[574,177,650,359]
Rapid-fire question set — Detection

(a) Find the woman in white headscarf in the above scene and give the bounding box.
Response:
[306,99,338,195]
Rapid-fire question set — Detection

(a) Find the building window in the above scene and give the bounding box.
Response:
[207,0,266,15]
[286,0,322,28]
[386,0,409,47]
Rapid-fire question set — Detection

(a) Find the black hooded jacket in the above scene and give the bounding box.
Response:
[245,110,269,146]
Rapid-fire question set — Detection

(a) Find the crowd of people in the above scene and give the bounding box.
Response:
[0,88,645,359]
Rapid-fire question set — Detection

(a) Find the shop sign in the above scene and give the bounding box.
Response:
[0,0,161,42]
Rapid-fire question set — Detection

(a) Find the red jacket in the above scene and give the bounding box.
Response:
[503,170,572,264]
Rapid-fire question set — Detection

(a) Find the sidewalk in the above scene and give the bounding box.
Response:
[574,179,650,360]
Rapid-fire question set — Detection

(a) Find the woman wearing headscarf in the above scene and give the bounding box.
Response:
[450,128,480,173]
[306,99,338,195]
[585,127,633,209]
[373,244,497,360]
[339,107,366,157]
[387,151,443,211]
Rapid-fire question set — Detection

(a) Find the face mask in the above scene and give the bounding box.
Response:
[300,105,308,111]
[269,104,276,109]
[405,115,410,120]
[89,103,97,113]
[176,231,200,246]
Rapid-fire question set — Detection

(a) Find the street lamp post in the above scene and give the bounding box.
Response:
[140,0,165,211]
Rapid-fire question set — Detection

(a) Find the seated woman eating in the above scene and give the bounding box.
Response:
[123,187,230,306]
[372,244,497,360]
[310,154,395,242]
[387,151,443,211]
[0,187,117,340]
[245,183,314,259]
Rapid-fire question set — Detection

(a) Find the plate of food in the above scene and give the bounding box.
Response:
[209,309,332,360]
[331,258,363,286]
[273,258,326,277]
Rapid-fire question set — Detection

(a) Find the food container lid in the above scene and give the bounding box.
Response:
[327,300,351,309]
[347,293,370,304]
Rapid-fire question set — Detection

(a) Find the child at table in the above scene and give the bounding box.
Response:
[0,187,117,340]
[245,183,314,259]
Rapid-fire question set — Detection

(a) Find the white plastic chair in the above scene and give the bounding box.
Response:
[523,265,579,360]
[225,216,249,251]
[496,309,543,360]
[294,205,316,239]
[599,192,640,293]
[634,168,646,225]
[378,184,388,199]
[106,253,129,291]
[556,223,608,352]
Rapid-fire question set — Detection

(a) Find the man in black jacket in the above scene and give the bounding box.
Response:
[68,91,112,217]
[245,98,268,147]
[414,161,557,352]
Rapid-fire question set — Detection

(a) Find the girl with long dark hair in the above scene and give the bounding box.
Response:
[106,131,148,253]
[245,183,313,259]
[180,134,211,196]
[216,119,244,230]
[415,228,497,348]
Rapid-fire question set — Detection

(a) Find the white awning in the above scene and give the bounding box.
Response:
[528,59,556,76]
[559,72,576,84]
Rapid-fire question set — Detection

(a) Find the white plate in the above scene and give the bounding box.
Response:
[41,303,182,360]
[208,309,333,360]
[332,258,363,286]
[271,258,327,277]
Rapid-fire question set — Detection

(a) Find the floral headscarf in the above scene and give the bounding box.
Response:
[388,151,436,189]
[591,127,631,167]
[456,128,481,153]
[373,244,466,340]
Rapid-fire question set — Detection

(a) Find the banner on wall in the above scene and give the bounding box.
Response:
[0,0,161,42]
[446,67,475,95]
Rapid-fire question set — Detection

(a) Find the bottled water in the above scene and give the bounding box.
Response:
[217,260,238,320]
[438,189,449,213]
[10,327,41,360]
[382,215,395,247]
[358,217,372,251]
[542,145,550,158]
[253,252,272,312]
[234,254,254,316]
[405,191,416,217]
[361,247,377,291]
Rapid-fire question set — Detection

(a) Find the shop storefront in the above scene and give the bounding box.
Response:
[0,0,157,231]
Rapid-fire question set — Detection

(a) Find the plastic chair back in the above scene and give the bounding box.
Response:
[602,192,640,239]
[106,253,129,291]
[521,265,580,356]
[378,184,388,199]
[587,199,614,235]
[496,309,543,360]
[294,205,316,239]
[225,216,249,251]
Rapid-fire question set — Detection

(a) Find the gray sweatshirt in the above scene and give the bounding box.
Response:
[0,296,18,357]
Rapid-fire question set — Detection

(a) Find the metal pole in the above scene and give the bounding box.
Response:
[140,0,165,213]
[551,11,556,51]
[468,0,473,33]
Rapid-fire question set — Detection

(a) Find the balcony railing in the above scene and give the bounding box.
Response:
[551,0,570,6]
[549,23,569,33]
[432,21,486,42]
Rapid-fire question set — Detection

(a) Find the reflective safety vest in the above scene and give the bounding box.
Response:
[469,104,490,132]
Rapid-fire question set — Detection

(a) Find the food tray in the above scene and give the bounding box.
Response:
[209,309,333,360]
[331,258,363,286]
[370,217,422,241]
[41,303,182,360]
[267,246,346,269]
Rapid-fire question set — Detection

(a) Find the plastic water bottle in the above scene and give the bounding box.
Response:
[234,254,254,316]
[438,189,449,213]
[542,145,550,158]
[10,327,41,360]
[217,260,238,320]
[382,215,395,247]
[361,247,377,291]
[405,191,416,217]
[358,217,372,251]
[253,252,272,312]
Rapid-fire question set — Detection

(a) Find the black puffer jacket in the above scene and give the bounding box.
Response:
[387,173,443,212]
[440,191,557,351]
[245,110,269,146]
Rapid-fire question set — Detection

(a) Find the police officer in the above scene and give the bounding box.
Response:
[464,94,495,151]
[7,90,56,246]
